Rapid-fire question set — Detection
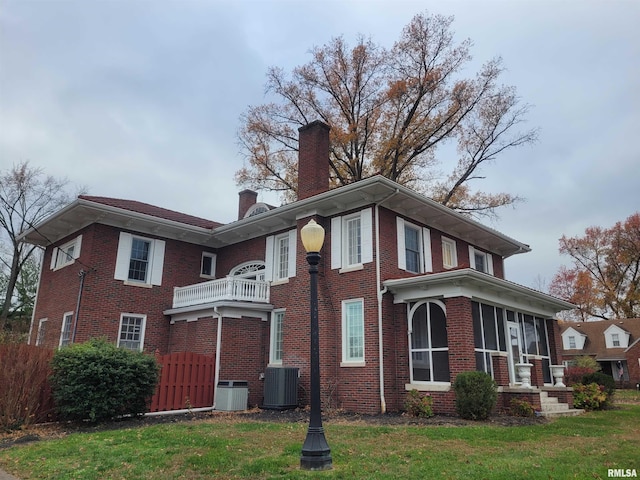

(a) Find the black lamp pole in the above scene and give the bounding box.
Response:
[300,239,332,470]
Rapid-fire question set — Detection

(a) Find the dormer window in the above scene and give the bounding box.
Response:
[244,203,270,218]
[611,333,620,347]
[568,335,576,349]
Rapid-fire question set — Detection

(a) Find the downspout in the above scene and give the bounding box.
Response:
[71,269,87,343]
[27,249,45,345]
[213,306,223,410]
[375,188,400,414]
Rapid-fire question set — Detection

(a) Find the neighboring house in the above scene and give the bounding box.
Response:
[560,318,640,386]
[21,121,577,415]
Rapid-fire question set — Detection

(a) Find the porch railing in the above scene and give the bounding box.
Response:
[172,277,270,308]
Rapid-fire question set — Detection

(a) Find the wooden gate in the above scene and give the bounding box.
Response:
[150,352,215,412]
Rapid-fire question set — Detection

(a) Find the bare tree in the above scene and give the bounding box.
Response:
[237,12,537,217]
[0,162,78,328]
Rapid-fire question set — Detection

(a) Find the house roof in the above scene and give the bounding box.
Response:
[18,195,222,247]
[19,176,531,257]
[559,318,640,360]
[384,268,575,317]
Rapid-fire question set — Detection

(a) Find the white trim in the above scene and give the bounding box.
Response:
[422,227,432,273]
[331,216,342,270]
[117,313,147,352]
[200,252,217,279]
[442,237,457,269]
[36,318,48,346]
[269,309,285,365]
[114,232,165,286]
[331,209,373,270]
[360,207,373,264]
[397,217,406,271]
[264,236,274,281]
[50,235,82,271]
[397,217,432,274]
[59,311,74,347]
[341,298,365,364]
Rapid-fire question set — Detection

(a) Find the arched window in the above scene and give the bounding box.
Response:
[229,261,266,281]
[409,301,450,383]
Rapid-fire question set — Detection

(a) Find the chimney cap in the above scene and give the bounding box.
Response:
[298,120,330,133]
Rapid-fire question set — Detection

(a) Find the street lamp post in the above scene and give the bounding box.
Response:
[299,219,332,471]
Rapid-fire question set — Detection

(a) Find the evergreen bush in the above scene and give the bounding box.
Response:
[573,383,607,410]
[50,338,160,422]
[453,371,497,420]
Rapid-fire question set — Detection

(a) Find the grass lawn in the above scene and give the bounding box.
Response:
[1,405,639,480]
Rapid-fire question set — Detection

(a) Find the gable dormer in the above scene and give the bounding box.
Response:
[604,323,630,348]
[562,326,587,350]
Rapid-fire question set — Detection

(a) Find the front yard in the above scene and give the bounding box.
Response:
[1,402,639,479]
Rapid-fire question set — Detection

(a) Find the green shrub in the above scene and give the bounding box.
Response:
[581,372,615,405]
[573,382,607,410]
[509,398,535,417]
[453,371,497,420]
[572,356,601,371]
[50,338,160,422]
[404,389,434,418]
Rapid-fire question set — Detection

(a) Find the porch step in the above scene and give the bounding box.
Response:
[539,391,584,418]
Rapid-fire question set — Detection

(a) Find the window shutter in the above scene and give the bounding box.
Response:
[73,235,82,259]
[50,247,59,270]
[360,208,373,264]
[288,229,297,278]
[487,253,494,275]
[114,232,132,280]
[422,227,432,273]
[264,235,274,281]
[469,246,476,269]
[331,216,342,270]
[150,239,165,286]
[396,217,406,270]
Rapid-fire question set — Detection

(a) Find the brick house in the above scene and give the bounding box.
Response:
[559,318,640,387]
[21,120,577,415]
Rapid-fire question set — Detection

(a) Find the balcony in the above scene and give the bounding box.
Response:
[172,277,270,309]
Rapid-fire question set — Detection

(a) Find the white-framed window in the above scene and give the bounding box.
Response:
[442,237,457,269]
[59,312,73,347]
[612,333,620,347]
[50,235,82,270]
[469,246,494,275]
[342,299,365,365]
[396,217,432,273]
[265,230,297,282]
[472,302,507,378]
[270,310,285,365]
[114,232,165,286]
[409,301,449,383]
[36,318,47,346]
[117,314,146,352]
[568,335,576,349]
[331,208,373,271]
[201,252,217,278]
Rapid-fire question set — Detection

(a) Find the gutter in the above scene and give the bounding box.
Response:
[213,306,223,410]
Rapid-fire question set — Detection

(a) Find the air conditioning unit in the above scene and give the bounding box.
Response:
[262,367,299,410]
[216,380,248,411]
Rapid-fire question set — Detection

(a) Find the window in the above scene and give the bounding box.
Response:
[114,232,165,286]
[118,314,146,352]
[270,310,285,365]
[342,299,364,364]
[612,333,620,347]
[59,312,73,347]
[442,237,457,269]
[331,208,373,271]
[519,313,552,384]
[201,252,217,278]
[469,246,494,274]
[472,302,507,377]
[409,301,449,383]
[265,230,296,282]
[36,318,47,346]
[396,218,432,273]
[568,335,576,349]
[50,235,82,270]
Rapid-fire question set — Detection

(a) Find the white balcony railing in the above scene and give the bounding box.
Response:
[172,277,270,309]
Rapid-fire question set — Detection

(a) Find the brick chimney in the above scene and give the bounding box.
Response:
[238,189,258,220]
[297,120,330,200]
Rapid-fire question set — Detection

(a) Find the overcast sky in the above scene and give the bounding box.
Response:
[1,0,638,289]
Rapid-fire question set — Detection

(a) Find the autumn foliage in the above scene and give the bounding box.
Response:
[237,12,537,218]
[550,212,640,321]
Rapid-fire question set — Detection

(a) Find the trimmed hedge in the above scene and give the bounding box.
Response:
[453,371,498,420]
[50,338,160,422]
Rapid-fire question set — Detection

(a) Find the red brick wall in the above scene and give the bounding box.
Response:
[30,223,217,354]
[445,296,477,381]
[626,341,640,385]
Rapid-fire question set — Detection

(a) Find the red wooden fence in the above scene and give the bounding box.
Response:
[150,352,216,412]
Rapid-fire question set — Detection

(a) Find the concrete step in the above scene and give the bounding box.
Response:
[540,408,585,418]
